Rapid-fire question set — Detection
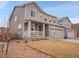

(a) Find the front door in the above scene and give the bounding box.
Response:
[45,24,49,37]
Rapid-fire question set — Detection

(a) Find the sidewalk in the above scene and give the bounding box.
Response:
[60,39,79,43]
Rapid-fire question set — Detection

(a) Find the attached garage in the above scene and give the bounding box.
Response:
[67,30,74,39]
[58,17,75,39]
[50,26,64,39]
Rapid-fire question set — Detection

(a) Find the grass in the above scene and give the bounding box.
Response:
[0,40,51,58]
[27,39,79,58]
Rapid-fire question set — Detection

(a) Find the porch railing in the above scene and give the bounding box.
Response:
[23,31,44,38]
[23,31,28,38]
[31,31,43,38]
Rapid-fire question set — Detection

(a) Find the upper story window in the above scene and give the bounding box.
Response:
[60,24,62,25]
[14,16,17,22]
[31,10,35,17]
[45,18,47,21]
[54,20,56,23]
[50,20,51,23]
[40,16,42,18]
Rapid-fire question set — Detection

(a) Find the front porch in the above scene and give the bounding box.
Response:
[23,21,50,38]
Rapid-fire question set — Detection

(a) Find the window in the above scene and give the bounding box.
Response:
[31,28,34,31]
[31,10,35,17]
[50,20,51,23]
[18,24,21,31]
[31,26,35,31]
[60,23,62,25]
[14,16,17,22]
[54,20,56,23]
[40,16,42,18]
[45,18,47,21]
[39,25,42,31]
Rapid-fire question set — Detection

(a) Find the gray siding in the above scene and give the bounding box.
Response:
[10,7,25,37]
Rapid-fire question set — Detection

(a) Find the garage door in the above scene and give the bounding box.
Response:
[50,30,64,39]
[67,31,74,39]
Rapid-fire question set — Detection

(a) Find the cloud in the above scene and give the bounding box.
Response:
[0,1,8,9]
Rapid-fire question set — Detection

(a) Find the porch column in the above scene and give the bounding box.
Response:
[43,24,45,38]
[22,22,24,38]
[28,21,31,38]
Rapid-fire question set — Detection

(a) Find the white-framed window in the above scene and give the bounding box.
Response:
[45,18,47,21]
[18,24,21,31]
[31,10,35,17]
[40,16,42,18]
[54,20,56,23]
[14,16,17,22]
[50,20,51,23]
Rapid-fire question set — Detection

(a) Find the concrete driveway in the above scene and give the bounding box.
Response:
[60,39,79,43]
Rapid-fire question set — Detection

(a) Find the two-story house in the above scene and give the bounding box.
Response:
[9,2,74,39]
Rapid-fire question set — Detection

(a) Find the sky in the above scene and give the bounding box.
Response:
[0,1,79,27]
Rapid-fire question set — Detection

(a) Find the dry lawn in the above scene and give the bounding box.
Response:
[27,40,79,58]
[0,40,51,58]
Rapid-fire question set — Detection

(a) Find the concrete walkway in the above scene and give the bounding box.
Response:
[60,39,79,43]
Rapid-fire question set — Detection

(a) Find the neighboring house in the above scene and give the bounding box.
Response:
[72,23,79,39]
[58,17,74,39]
[9,2,74,39]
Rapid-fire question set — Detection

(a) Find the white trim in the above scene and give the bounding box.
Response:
[43,24,45,38]
[14,16,17,22]
[25,6,26,18]
[28,21,31,38]
[23,22,24,38]
[18,24,21,29]
[24,18,64,28]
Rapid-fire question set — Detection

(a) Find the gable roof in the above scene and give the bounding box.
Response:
[9,5,24,21]
[58,16,71,23]
[24,2,43,13]
[24,2,57,18]
[9,1,57,22]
